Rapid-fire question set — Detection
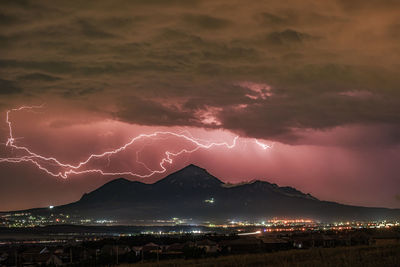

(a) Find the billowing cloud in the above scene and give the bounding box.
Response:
[1,0,399,145]
[1,0,400,211]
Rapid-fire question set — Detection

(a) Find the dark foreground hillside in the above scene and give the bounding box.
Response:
[125,244,400,267]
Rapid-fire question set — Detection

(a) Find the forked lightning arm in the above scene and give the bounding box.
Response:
[1,106,271,179]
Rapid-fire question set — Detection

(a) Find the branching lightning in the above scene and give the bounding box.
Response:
[255,139,274,150]
[0,106,272,179]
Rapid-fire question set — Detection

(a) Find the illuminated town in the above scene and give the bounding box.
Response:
[1,211,398,231]
[1,212,399,266]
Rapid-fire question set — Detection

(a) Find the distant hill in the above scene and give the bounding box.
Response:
[18,165,400,222]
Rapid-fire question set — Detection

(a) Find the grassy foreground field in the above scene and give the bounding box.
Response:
[122,244,400,267]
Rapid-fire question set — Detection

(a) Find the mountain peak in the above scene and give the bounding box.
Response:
[155,164,223,188]
[105,177,132,185]
[179,164,207,173]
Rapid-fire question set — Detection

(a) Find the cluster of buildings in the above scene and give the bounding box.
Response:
[0,228,399,266]
[2,212,399,231]
[0,213,81,228]
[225,218,400,232]
[0,213,193,228]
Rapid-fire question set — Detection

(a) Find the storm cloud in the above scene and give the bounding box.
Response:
[1,0,400,145]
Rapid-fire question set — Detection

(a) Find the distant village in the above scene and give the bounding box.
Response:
[1,211,399,230]
[0,227,399,266]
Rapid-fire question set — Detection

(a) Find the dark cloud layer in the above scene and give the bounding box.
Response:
[1,0,400,145]
[0,79,23,94]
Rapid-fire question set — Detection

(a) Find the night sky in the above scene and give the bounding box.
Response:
[1,0,400,211]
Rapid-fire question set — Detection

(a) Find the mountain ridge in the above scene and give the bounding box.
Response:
[4,164,400,222]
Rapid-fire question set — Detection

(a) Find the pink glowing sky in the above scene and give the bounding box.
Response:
[0,103,400,211]
[1,0,400,211]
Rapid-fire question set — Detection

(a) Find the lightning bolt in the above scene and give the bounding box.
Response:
[255,139,274,150]
[0,106,271,179]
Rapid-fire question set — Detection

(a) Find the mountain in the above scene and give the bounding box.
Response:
[22,165,400,222]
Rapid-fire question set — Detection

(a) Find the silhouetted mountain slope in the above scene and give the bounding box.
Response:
[155,164,223,189]
[24,165,400,222]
